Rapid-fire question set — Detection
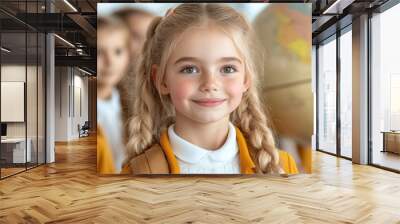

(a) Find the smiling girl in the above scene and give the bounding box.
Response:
[124,3,298,174]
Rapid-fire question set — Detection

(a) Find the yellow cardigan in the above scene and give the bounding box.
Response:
[97,127,299,175]
[97,126,116,174]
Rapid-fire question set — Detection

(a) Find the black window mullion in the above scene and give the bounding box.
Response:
[44,31,47,164]
[367,10,373,165]
[25,0,28,171]
[36,0,39,168]
[336,28,341,157]
[316,44,319,151]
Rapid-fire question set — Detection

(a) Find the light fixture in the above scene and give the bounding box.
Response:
[54,34,75,48]
[323,0,340,14]
[322,0,354,15]
[78,67,93,76]
[63,0,78,12]
[1,47,11,53]
[76,48,85,55]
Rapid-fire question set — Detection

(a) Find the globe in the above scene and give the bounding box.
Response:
[253,3,313,146]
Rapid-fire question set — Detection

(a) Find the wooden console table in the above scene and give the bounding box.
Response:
[381,131,400,154]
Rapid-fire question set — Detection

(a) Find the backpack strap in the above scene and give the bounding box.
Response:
[129,144,170,174]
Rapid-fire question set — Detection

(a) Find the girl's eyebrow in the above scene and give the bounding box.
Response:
[174,57,242,65]
[219,57,242,64]
[174,57,199,65]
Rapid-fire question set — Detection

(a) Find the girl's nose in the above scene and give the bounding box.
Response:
[200,71,218,92]
[103,52,112,67]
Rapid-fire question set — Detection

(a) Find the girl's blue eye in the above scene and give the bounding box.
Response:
[180,65,199,74]
[221,65,237,74]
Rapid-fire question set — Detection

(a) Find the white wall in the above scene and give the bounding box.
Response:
[54,67,89,141]
[1,82,25,122]
[71,72,89,138]
[55,66,69,141]
[1,65,40,138]
[1,66,26,131]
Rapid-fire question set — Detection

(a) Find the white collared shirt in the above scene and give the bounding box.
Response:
[168,122,240,174]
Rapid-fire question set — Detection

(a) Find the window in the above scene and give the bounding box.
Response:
[339,28,352,158]
[317,36,337,154]
[370,2,400,171]
[390,74,400,130]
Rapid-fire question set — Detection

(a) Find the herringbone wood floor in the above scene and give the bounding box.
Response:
[0,135,399,223]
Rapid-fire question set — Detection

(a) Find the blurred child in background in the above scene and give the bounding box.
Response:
[113,8,155,60]
[112,8,155,133]
[97,16,130,174]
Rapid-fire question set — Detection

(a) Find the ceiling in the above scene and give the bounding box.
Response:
[309,0,390,43]
[0,0,98,73]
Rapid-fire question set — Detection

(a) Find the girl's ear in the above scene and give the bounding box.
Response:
[151,64,169,95]
[243,74,251,92]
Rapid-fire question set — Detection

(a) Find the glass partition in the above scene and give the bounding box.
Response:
[0,0,46,179]
[38,32,45,165]
[1,30,28,178]
[27,31,38,169]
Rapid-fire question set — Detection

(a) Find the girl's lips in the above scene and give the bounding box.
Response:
[192,99,226,107]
